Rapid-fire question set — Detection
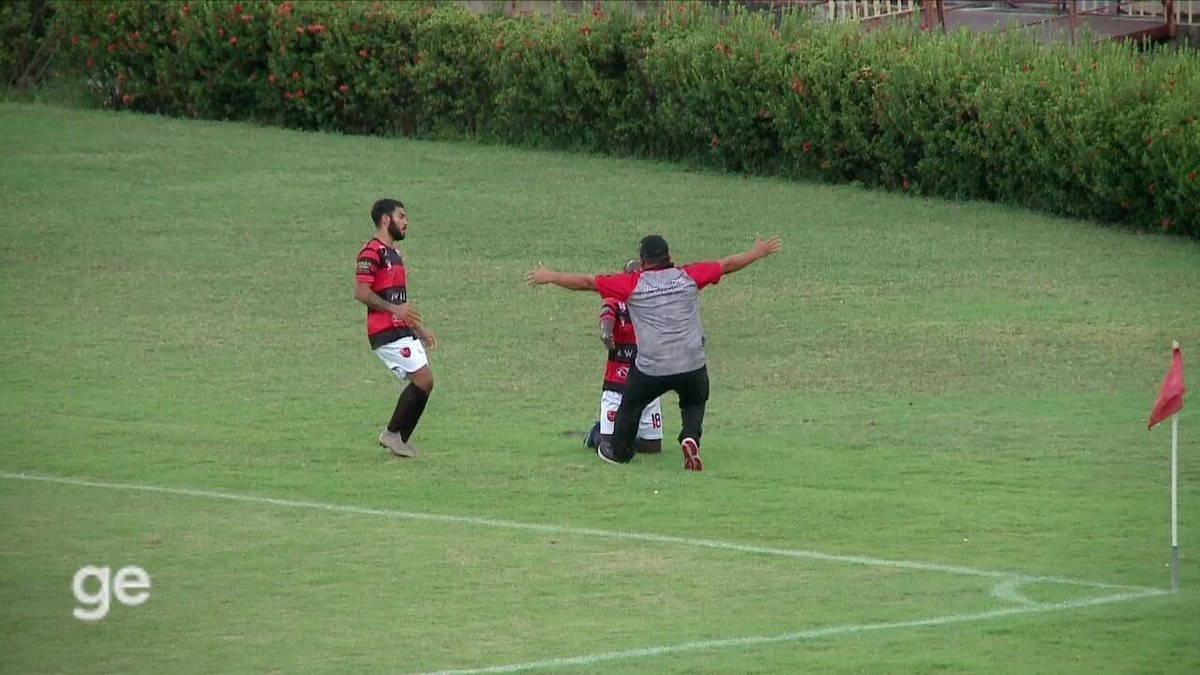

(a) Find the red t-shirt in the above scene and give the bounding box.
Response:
[356,238,416,348]
[601,298,637,392]
[593,262,723,301]
[593,262,723,376]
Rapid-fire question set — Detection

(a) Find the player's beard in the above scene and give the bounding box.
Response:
[388,222,405,241]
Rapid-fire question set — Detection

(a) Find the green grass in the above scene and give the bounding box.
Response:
[1,101,1198,674]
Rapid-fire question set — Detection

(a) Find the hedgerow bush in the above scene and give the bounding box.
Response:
[44,0,1200,237]
[2,0,57,88]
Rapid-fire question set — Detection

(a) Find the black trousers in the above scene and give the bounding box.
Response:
[611,364,709,462]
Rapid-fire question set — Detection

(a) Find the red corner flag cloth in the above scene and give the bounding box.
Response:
[1148,346,1186,430]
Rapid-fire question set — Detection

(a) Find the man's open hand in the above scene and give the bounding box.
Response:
[392,304,422,327]
[525,263,555,286]
[753,233,782,259]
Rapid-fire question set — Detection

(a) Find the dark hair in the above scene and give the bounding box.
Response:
[370,198,405,226]
[638,234,672,268]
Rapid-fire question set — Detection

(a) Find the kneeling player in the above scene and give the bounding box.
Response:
[584,261,663,454]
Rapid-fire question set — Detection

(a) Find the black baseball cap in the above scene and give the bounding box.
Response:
[639,234,670,261]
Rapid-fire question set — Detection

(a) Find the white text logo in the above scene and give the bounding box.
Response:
[71,565,151,621]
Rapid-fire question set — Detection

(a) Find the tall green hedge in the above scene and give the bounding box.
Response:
[2,0,56,88]
[41,0,1200,236]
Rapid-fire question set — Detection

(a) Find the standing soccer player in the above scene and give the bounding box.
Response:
[355,198,437,458]
[585,260,664,455]
[527,233,781,471]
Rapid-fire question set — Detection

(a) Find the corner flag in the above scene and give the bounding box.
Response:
[1149,341,1185,591]
[1148,344,1185,430]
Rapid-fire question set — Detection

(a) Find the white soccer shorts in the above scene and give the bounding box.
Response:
[373,337,429,380]
[599,390,664,440]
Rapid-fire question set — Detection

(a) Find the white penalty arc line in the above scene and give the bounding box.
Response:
[415,590,1167,675]
[0,471,1160,595]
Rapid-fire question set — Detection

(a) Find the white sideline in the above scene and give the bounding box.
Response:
[1,471,1170,674]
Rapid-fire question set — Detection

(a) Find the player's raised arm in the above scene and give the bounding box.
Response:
[718,233,782,274]
[525,263,597,291]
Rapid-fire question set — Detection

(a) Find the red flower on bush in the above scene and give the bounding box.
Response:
[902,179,910,190]
[86,58,95,68]
[1144,136,1153,146]
[295,89,304,98]
[283,91,292,100]
[1189,172,1197,181]
[121,94,132,105]
[107,11,116,22]
[1162,218,1172,229]
[296,26,305,34]
[359,49,369,58]
[268,73,277,84]
[1020,63,1030,72]
[339,84,348,93]
[292,71,300,79]
[242,14,252,22]
[230,36,238,44]
[801,141,812,153]
[789,78,805,94]
[278,2,293,17]
[578,24,591,35]
[710,136,719,148]
[308,24,326,34]
[592,6,605,19]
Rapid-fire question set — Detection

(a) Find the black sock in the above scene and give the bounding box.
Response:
[388,382,430,441]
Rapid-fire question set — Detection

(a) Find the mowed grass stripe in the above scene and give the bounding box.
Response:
[0,476,1163,675]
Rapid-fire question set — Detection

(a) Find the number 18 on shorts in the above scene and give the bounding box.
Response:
[599,390,663,440]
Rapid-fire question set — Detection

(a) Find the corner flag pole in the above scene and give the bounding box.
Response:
[1151,340,1184,591]
[1172,342,1180,591]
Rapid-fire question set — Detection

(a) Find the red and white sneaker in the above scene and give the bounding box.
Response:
[681,438,702,472]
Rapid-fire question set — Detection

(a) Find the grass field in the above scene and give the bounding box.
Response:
[1,101,1199,674]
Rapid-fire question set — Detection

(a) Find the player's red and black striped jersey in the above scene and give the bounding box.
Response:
[601,298,638,392]
[356,237,416,348]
